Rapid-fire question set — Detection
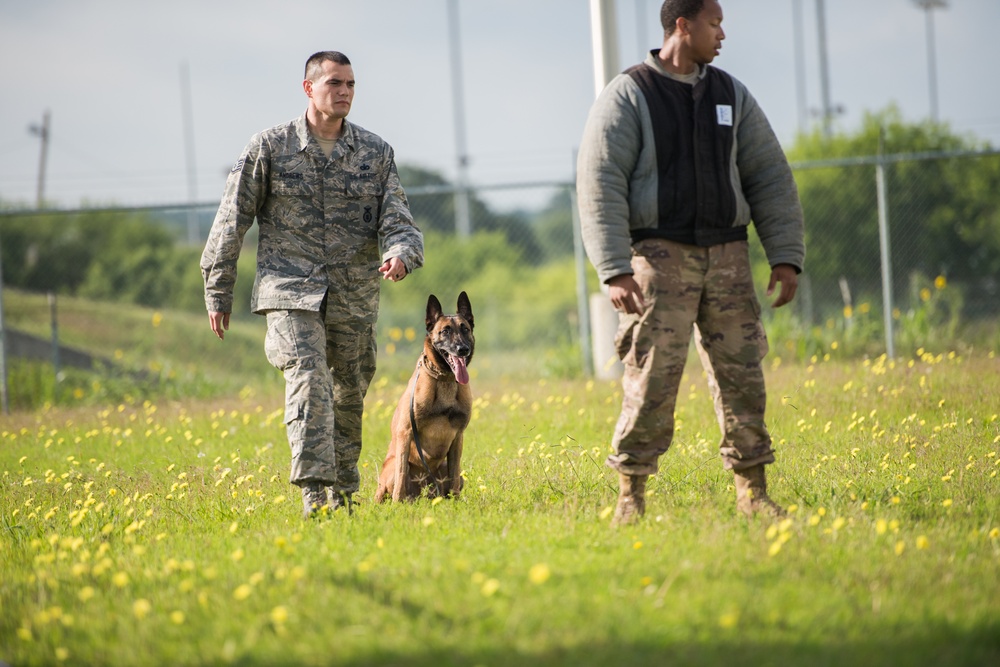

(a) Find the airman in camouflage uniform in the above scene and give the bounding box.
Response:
[577,1,805,525]
[201,51,423,518]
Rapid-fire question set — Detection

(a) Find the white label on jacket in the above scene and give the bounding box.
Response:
[716,105,733,126]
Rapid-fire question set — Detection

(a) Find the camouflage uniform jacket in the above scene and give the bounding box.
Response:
[201,113,424,322]
[576,51,805,285]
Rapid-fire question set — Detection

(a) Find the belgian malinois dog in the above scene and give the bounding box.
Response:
[375,292,474,502]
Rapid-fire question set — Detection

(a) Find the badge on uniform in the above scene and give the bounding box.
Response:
[716,105,733,127]
[231,157,246,173]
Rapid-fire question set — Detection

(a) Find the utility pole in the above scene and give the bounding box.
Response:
[29,110,51,208]
[446,0,471,239]
[914,0,947,122]
[180,61,200,245]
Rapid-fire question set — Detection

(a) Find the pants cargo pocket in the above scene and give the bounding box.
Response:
[284,403,305,459]
[264,311,297,371]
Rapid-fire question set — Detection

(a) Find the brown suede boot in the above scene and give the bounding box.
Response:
[734,465,786,519]
[612,473,647,526]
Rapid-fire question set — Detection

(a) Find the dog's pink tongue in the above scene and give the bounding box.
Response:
[450,355,469,385]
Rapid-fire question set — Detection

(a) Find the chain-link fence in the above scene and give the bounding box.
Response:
[2,148,999,407]
[774,148,1000,360]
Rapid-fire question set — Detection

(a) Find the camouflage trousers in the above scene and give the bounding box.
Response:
[606,238,776,476]
[264,307,376,494]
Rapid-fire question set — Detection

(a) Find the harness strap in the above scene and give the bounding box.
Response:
[408,363,445,498]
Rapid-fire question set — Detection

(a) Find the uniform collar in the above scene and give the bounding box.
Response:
[292,112,356,156]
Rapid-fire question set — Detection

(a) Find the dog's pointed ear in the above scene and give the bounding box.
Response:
[426,294,443,332]
[457,291,474,330]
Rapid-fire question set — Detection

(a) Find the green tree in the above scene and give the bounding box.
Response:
[398,164,544,264]
[534,188,576,261]
[0,211,172,296]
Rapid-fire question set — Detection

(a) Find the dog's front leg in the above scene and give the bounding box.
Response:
[446,433,464,498]
[390,436,410,502]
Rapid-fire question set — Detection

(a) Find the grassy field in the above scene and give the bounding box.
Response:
[1,293,999,666]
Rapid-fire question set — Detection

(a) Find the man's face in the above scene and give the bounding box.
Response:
[685,0,725,64]
[304,60,355,120]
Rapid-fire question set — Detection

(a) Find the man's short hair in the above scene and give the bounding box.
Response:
[660,0,705,35]
[304,51,352,80]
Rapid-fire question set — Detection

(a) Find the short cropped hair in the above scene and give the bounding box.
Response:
[660,0,705,36]
[304,51,352,80]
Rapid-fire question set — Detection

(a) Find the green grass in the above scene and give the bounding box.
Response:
[2,288,281,411]
[2,341,999,665]
[2,289,999,665]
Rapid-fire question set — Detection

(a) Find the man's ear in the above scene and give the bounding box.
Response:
[302,79,313,97]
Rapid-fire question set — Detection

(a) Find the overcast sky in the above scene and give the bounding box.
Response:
[1,0,998,211]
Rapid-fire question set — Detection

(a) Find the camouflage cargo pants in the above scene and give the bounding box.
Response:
[264,307,377,494]
[606,238,776,476]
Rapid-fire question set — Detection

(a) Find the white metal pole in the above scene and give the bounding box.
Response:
[876,131,896,358]
[588,0,623,379]
[570,184,593,376]
[590,0,620,97]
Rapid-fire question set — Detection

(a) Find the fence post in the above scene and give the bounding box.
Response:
[49,291,61,397]
[0,234,9,414]
[569,187,593,376]
[876,130,896,358]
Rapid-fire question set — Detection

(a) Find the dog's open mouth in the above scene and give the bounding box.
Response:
[447,354,470,385]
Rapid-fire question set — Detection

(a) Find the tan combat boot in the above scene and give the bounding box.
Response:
[301,482,329,519]
[734,465,786,519]
[612,473,647,526]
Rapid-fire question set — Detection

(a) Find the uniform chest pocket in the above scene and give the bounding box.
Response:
[345,174,383,199]
[271,175,310,197]
[271,155,311,197]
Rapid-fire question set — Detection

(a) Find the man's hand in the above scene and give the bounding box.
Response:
[379,257,408,282]
[608,274,646,315]
[209,311,230,340]
[767,264,798,308]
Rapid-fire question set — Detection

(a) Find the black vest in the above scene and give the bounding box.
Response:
[627,63,745,247]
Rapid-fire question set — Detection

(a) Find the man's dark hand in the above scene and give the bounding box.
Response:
[767,264,798,308]
[608,274,646,315]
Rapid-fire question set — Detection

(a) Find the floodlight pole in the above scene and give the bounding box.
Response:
[914,0,947,122]
[792,0,809,133]
[180,61,200,245]
[446,0,471,239]
[815,0,833,138]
